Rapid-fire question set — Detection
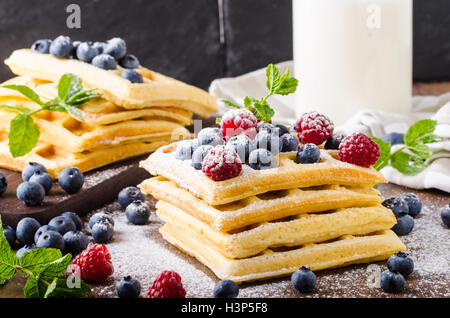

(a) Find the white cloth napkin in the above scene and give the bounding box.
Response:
[209,61,450,193]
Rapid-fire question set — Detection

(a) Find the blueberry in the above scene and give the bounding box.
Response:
[213,280,239,298]
[191,145,213,170]
[58,167,84,194]
[198,128,225,147]
[118,187,145,209]
[91,221,114,243]
[104,37,127,60]
[16,244,37,260]
[89,212,115,229]
[119,54,140,69]
[125,201,151,225]
[175,139,199,161]
[29,171,53,194]
[255,131,282,154]
[387,252,414,278]
[63,231,89,255]
[34,225,57,244]
[16,218,41,245]
[249,149,276,170]
[31,39,52,54]
[71,41,81,58]
[325,134,346,150]
[16,182,45,207]
[61,212,83,231]
[440,204,450,227]
[226,135,255,162]
[76,42,99,62]
[48,216,77,235]
[275,124,290,137]
[92,42,106,54]
[0,172,7,196]
[49,35,73,58]
[121,69,143,83]
[399,193,422,217]
[297,144,321,164]
[382,197,409,217]
[92,54,117,70]
[36,230,65,250]
[392,214,414,236]
[22,162,47,181]
[280,134,299,152]
[291,266,317,293]
[4,225,16,247]
[116,276,142,298]
[382,132,405,146]
[380,270,405,293]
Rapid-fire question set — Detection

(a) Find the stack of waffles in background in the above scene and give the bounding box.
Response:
[0,49,217,177]
[139,143,406,283]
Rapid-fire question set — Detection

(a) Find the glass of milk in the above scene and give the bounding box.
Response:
[293,0,413,125]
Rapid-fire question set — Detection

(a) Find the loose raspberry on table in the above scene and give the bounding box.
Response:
[294,112,334,145]
[146,271,186,298]
[202,145,242,181]
[339,133,380,168]
[71,244,114,282]
[221,109,258,141]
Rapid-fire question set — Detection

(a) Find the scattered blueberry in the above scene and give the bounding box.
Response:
[63,231,90,255]
[91,221,114,243]
[49,35,73,58]
[61,212,83,231]
[249,149,276,170]
[192,145,214,170]
[16,244,37,260]
[89,212,115,229]
[58,167,84,194]
[125,201,151,225]
[22,162,47,181]
[118,187,145,209]
[76,42,99,62]
[325,134,346,150]
[380,270,405,293]
[31,39,52,54]
[255,131,282,154]
[399,193,422,217]
[226,135,255,162]
[34,225,57,244]
[392,214,414,236]
[440,204,450,227]
[382,197,409,217]
[387,252,414,278]
[104,37,127,60]
[116,276,142,298]
[121,69,143,83]
[213,280,239,298]
[275,124,290,137]
[297,144,321,164]
[382,132,405,145]
[280,134,299,152]
[16,182,45,207]
[175,139,199,160]
[198,128,224,147]
[291,266,317,293]
[16,218,41,245]
[92,54,117,70]
[0,172,7,196]
[4,225,16,247]
[92,42,106,54]
[29,171,53,194]
[48,216,77,235]
[36,230,65,250]
[119,54,140,69]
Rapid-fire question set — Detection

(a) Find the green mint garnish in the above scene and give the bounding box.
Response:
[0,73,102,158]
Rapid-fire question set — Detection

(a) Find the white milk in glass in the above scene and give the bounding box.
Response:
[293,0,413,125]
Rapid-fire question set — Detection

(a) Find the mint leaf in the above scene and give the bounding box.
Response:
[216,118,222,125]
[8,113,40,158]
[19,248,62,272]
[23,276,47,298]
[372,136,391,171]
[44,278,58,298]
[37,254,72,279]
[221,100,240,109]
[58,73,82,100]
[408,144,433,159]
[404,119,437,147]
[2,85,44,106]
[243,96,258,111]
[0,105,30,114]
[0,219,18,281]
[253,100,275,123]
[415,133,442,145]
[45,278,91,298]
[64,105,84,122]
[391,151,427,176]
[275,69,299,95]
[266,64,282,94]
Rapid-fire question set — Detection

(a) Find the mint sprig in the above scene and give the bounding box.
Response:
[0,217,90,298]
[0,73,101,158]
[220,64,299,124]
[372,119,442,176]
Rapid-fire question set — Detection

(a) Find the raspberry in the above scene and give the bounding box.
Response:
[294,112,334,145]
[146,271,186,298]
[339,133,380,168]
[71,244,114,282]
[221,109,258,141]
[202,145,242,181]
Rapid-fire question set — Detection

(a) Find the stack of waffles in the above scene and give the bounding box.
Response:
[0,49,217,178]
[139,142,406,283]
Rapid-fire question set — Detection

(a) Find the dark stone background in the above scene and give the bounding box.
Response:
[0,0,449,89]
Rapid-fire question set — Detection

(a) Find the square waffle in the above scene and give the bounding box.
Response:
[5,49,218,117]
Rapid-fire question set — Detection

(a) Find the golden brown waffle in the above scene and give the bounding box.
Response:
[5,49,218,118]
[140,142,387,205]
[157,200,397,259]
[140,177,384,232]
